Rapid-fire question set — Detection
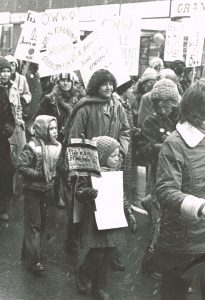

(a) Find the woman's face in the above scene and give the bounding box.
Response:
[98,81,113,99]
[142,80,156,93]
[58,78,72,91]
[155,100,176,117]
[0,68,11,84]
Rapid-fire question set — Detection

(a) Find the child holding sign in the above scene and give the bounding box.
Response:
[75,136,136,300]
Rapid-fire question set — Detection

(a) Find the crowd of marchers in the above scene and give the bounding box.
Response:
[1,54,205,300]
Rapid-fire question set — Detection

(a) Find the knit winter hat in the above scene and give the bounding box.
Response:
[150,78,180,103]
[140,67,157,84]
[4,55,18,66]
[92,136,120,167]
[0,56,12,72]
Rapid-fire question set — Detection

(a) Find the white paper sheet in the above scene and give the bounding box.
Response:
[92,171,128,230]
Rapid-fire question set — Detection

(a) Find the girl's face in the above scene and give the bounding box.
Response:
[48,120,58,142]
[155,100,176,117]
[107,148,119,169]
[58,78,72,91]
[142,80,156,93]
[98,81,113,99]
[0,68,11,84]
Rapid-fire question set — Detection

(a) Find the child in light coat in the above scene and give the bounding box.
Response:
[19,115,61,274]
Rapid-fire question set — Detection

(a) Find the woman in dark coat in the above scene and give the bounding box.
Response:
[36,72,79,143]
[0,85,15,220]
[156,79,205,299]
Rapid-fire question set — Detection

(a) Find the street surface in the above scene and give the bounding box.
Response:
[0,194,201,300]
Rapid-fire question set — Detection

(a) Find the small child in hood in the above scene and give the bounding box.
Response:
[19,115,61,274]
[75,136,136,300]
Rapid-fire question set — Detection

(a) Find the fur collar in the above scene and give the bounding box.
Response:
[176,121,205,148]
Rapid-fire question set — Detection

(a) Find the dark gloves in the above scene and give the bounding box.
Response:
[125,208,137,233]
[76,187,98,211]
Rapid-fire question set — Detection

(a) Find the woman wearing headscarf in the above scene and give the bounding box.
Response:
[155,79,205,299]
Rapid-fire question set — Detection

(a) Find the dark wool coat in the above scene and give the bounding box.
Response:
[156,122,205,253]
[68,95,130,157]
[36,85,79,141]
[75,175,125,249]
[0,86,15,174]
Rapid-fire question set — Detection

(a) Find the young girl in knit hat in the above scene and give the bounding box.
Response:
[19,115,61,274]
[74,135,136,300]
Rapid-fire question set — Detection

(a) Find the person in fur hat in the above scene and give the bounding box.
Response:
[75,135,135,300]
[19,115,61,274]
[0,85,15,221]
[155,78,205,299]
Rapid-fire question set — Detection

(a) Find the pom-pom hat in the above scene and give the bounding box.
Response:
[92,136,120,167]
[151,78,180,103]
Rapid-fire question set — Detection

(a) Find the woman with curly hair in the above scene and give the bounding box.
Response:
[59,69,130,254]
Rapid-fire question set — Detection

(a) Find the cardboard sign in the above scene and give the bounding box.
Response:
[66,138,101,177]
[186,30,204,67]
[164,21,184,61]
[15,11,41,62]
[76,30,130,88]
[38,8,79,77]
[100,17,141,76]
[92,171,128,230]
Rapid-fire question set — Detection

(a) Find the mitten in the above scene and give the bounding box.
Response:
[76,187,98,211]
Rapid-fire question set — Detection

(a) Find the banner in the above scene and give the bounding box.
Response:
[164,21,184,62]
[92,171,128,230]
[38,8,79,77]
[100,17,141,76]
[15,11,40,62]
[76,30,130,88]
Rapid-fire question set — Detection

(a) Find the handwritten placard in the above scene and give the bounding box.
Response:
[15,11,41,62]
[38,8,79,77]
[66,138,101,177]
[164,21,184,62]
[186,30,204,67]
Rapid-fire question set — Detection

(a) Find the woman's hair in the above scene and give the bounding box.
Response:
[170,60,185,76]
[180,79,205,127]
[86,69,117,96]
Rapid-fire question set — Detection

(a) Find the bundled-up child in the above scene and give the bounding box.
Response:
[19,115,61,274]
[75,136,136,300]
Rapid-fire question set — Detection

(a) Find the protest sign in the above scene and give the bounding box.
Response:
[186,30,204,67]
[38,8,79,77]
[164,21,184,61]
[15,11,41,62]
[100,17,141,76]
[66,138,101,177]
[76,30,130,88]
[92,171,128,230]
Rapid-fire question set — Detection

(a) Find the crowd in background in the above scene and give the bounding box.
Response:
[1,53,205,300]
